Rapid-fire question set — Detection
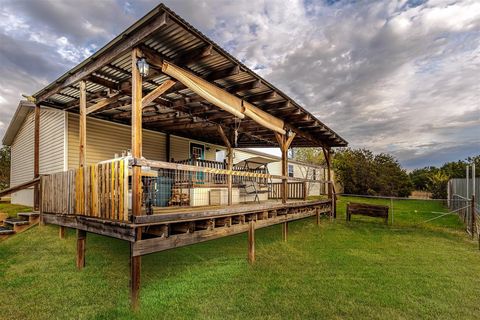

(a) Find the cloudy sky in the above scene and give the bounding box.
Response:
[0,0,479,169]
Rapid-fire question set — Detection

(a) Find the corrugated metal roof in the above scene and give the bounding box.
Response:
[31,3,347,149]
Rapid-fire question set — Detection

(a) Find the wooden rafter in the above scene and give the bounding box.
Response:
[86,93,122,115]
[141,80,176,107]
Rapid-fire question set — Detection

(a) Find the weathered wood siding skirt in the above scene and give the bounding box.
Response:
[11,109,65,205]
[42,159,129,221]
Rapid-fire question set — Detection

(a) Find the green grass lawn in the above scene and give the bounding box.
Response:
[0,201,32,218]
[1,196,479,319]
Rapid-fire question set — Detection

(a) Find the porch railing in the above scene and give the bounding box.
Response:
[269,182,308,200]
[40,157,329,221]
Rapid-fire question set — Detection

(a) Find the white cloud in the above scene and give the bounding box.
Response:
[0,0,478,169]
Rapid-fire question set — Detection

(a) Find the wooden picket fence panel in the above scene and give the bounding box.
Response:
[41,159,129,221]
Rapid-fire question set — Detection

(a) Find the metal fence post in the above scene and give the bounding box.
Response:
[471,194,476,240]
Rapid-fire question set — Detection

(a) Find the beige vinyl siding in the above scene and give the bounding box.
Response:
[67,114,166,168]
[10,108,65,206]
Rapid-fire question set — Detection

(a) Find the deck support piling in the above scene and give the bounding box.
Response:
[59,226,66,239]
[282,221,288,242]
[76,229,86,269]
[248,220,255,264]
[130,242,141,310]
[316,208,320,225]
[131,47,144,309]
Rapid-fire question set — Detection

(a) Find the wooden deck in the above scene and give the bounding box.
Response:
[42,199,332,250]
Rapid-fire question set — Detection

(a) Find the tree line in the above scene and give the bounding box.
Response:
[295,147,479,199]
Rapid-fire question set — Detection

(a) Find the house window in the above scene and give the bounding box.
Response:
[312,169,317,180]
[216,150,226,162]
[288,164,294,177]
[190,143,205,160]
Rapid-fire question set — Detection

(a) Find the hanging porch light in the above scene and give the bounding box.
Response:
[136,58,150,77]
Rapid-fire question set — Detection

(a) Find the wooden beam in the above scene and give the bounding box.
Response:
[248,221,255,264]
[85,93,121,114]
[141,80,176,106]
[285,132,296,150]
[76,229,86,269]
[282,221,288,242]
[206,65,240,81]
[59,226,66,239]
[132,206,330,256]
[275,133,289,204]
[33,104,40,212]
[322,147,336,219]
[0,177,40,198]
[88,75,119,90]
[35,12,169,102]
[130,242,141,310]
[41,213,136,241]
[131,48,143,215]
[226,80,261,93]
[217,125,231,149]
[173,44,213,66]
[77,80,87,259]
[245,91,277,103]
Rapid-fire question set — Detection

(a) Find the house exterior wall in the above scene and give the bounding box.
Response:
[67,113,167,168]
[10,108,66,206]
[8,107,332,206]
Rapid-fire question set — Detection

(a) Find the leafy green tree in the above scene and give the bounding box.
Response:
[293,148,325,166]
[332,148,412,197]
[409,167,439,190]
[0,145,11,190]
[427,171,450,199]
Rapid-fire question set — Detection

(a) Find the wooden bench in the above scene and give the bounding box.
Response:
[346,202,389,224]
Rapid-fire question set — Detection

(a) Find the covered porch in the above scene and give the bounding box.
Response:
[29,3,347,308]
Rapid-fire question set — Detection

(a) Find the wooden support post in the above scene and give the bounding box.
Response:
[322,147,335,219]
[79,81,87,169]
[217,125,233,206]
[76,229,86,269]
[131,48,143,309]
[275,132,296,205]
[130,242,141,310]
[59,226,66,239]
[281,147,288,204]
[74,80,87,245]
[227,147,233,206]
[33,104,40,212]
[316,207,320,225]
[248,220,255,264]
[282,221,288,242]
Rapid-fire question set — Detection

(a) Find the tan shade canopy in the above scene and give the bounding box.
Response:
[162,61,286,135]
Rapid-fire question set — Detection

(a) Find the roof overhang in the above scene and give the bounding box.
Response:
[30,3,348,149]
[2,100,35,146]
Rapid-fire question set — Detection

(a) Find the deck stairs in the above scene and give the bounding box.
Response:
[0,212,40,240]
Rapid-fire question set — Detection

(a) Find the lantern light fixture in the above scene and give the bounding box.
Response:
[136,58,150,77]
